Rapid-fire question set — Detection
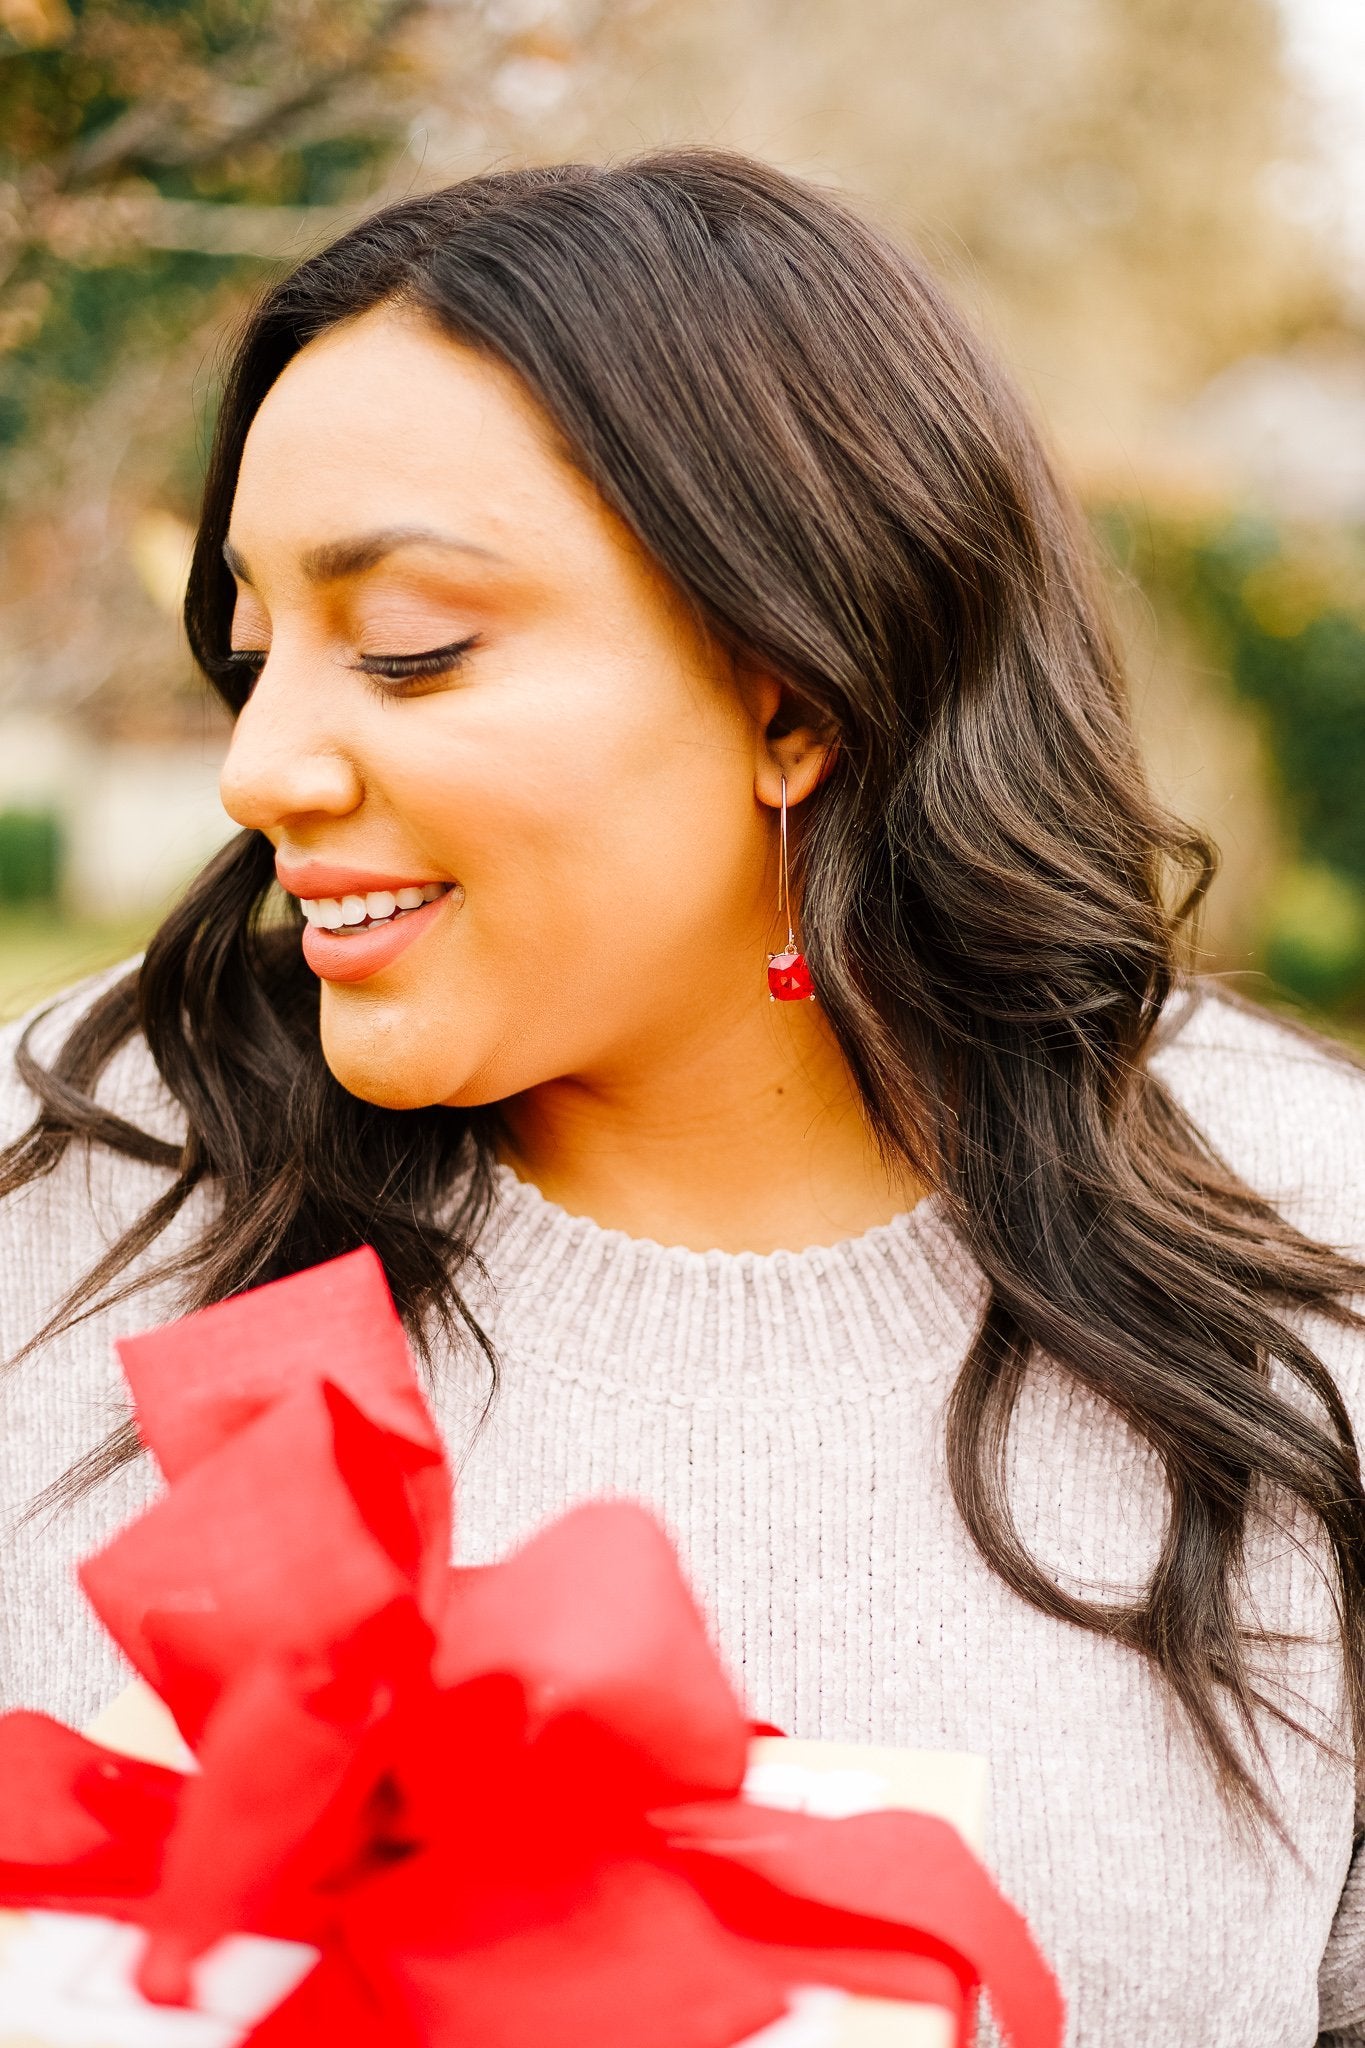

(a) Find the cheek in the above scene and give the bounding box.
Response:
[314,662,752,1108]
[383,702,675,951]
[308,721,648,1094]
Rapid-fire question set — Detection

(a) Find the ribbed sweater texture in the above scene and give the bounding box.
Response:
[1,970,1363,2046]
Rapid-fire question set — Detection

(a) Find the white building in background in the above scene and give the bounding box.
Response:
[0,709,232,920]
[0,509,233,922]
[1175,351,1365,522]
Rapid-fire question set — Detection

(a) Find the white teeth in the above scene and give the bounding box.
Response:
[298,883,452,930]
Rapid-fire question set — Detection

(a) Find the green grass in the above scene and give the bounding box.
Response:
[0,908,155,1025]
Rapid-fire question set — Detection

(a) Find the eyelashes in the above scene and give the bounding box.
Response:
[352,635,481,684]
[224,635,481,694]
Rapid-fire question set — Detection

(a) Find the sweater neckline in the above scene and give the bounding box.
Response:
[484,1159,954,1279]
[471,980,1215,1288]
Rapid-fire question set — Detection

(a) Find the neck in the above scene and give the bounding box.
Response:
[492,989,928,1254]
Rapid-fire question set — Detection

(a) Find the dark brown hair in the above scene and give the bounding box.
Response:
[5,149,1364,1822]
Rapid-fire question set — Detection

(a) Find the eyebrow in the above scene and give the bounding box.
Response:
[221,525,502,586]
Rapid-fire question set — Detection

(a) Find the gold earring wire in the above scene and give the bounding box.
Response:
[778,774,796,954]
[767,772,814,1000]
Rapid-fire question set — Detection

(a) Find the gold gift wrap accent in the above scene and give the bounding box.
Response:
[743,1738,988,2048]
[83,1683,194,1773]
[833,2002,951,2048]
[746,1738,988,1847]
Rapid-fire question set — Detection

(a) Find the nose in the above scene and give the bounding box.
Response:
[219,652,364,835]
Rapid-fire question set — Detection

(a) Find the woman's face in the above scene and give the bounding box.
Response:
[219,304,792,1112]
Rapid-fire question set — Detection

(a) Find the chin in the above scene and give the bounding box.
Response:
[328,1062,451,1112]
[318,998,468,1112]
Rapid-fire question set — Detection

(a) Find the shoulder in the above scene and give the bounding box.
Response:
[1148,981,1365,1257]
[0,957,186,1155]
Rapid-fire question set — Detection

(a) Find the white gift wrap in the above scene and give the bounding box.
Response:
[0,1911,317,2048]
[0,1686,987,2048]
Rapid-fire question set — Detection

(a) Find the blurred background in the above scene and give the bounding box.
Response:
[1,0,1363,1035]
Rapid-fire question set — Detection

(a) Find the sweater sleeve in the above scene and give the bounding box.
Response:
[1150,987,1365,2042]
[1318,1537,1365,2037]
[1320,1867,1365,2042]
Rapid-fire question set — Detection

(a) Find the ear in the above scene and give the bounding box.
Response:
[742,668,838,809]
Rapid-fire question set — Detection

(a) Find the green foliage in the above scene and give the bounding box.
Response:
[0,245,253,452]
[1099,505,1365,1015]
[1194,523,1365,891]
[0,807,61,905]
[0,0,417,462]
[1262,864,1365,1009]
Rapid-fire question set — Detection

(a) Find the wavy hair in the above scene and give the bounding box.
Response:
[5,149,1364,1822]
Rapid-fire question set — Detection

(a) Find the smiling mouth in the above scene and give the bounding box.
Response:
[299,883,457,933]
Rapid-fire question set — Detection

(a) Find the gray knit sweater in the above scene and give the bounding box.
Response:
[1,968,1363,2046]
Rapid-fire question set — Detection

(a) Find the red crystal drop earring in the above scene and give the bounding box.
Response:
[767,774,815,1002]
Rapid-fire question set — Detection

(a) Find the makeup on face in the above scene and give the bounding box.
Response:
[218,309,765,1115]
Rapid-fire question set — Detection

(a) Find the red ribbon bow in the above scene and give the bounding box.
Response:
[0,1249,1064,2047]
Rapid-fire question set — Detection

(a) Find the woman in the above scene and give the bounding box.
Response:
[2,150,1363,2045]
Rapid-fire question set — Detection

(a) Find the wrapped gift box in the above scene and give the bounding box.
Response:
[0,1256,1054,2048]
[0,1684,987,2048]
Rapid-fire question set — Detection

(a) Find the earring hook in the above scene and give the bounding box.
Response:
[778,775,797,954]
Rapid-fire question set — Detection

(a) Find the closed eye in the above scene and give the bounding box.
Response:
[351,636,480,682]
[224,635,481,692]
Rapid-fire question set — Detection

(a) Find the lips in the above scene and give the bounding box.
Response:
[276,862,463,984]
[275,859,453,900]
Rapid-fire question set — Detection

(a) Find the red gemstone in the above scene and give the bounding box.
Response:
[767,949,814,1001]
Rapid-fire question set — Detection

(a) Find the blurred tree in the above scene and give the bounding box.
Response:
[0,0,639,732]
[587,0,1343,470]
[0,0,435,734]
[1107,505,1365,1015]
[0,804,60,903]
[0,0,432,458]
